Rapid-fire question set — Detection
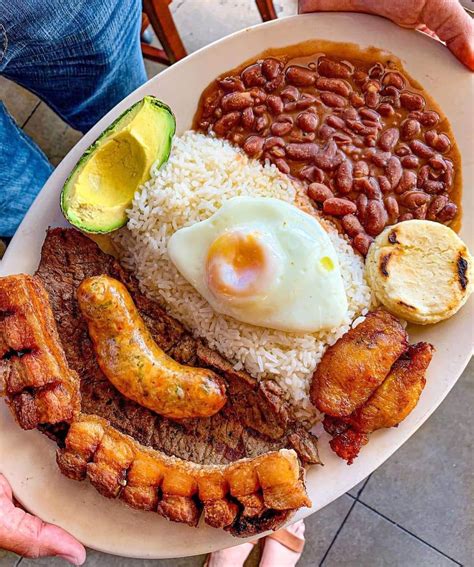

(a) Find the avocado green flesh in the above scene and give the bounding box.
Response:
[61,96,175,233]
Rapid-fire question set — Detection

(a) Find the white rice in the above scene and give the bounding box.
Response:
[116,131,373,420]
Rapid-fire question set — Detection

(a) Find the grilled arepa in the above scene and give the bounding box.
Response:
[366,220,473,325]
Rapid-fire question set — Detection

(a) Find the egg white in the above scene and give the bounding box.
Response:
[167,197,348,333]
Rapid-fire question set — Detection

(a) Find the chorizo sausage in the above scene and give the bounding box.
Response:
[77,275,227,419]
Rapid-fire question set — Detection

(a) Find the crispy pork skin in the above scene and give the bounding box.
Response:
[57,414,311,535]
[0,274,80,429]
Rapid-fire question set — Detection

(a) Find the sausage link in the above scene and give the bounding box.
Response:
[77,276,227,420]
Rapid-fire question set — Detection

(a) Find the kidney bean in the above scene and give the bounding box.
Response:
[414,203,428,219]
[353,232,374,256]
[382,71,405,89]
[269,121,290,136]
[249,87,267,104]
[286,65,316,86]
[262,58,282,80]
[314,141,344,170]
[398,212,414,222]
[297,94,318,109]
[286,143,318,161]
[218,76,245,92]
[316,77,351,97]
[318,124,336,141]
[385,156,403,188]
[416,164,430,188]
[342,107,359,121]
[213,111,241,135]
[243,135,264,157]
[254,105,267,115]
[418,110,440,127]
[378,127,400,152]
[365,91,380,109]
[359,108,380,122]
[362,79,381,94]
[241,107,255,129]
[321,92,347,108]
[335,161,353,194]
[264,73,286,93]
[323,197,357,216]
[255,114,269,133]
[427,195,448,220]
[425,130,451,153]
[297,112,319,132]
[437,202,457,222]
[346,120,374,136]
[401,191,430,209]
[370,150,391,167]
[368,62,384,78]
[280,86,299,103]
[400,91,425,111]
[377,102,395,117]
[366,177,382,200]
[241,63,265,87]
[395,169,417,194]
[326,115,346,129]
[274,158,290,174]
[410,139,435,159]
[202,90,223,118]
[318,57,352,79]
[429,154,446,170]
[353,70,369,84]
[266,95,283,114]
[395,144,410,157]
[400,118,421,141]
[333,132,352,145]
[298,165,324,183]
[365,199,388,236]
[400,155,419,169]
[378,175,392,193]
[354,160,369,178]
[362,119,382,131]
[270,146,286,158]
[384,196,399,222]
[349,92,365,107]
[342,214,364,237]
[443,160,454,189]
[423,180,445,194]
[264,136,285,150]
[356,194,370,226]
[308,182,333,203]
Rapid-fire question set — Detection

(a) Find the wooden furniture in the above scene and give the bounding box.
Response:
[141,0,277,66]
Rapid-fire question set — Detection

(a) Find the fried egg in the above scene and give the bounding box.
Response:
[167,197,348,333]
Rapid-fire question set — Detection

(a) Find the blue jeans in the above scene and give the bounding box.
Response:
[0,0,147,236]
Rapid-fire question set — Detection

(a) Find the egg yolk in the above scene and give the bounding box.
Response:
[206,231,273,299]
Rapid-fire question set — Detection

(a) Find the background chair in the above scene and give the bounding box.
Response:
[141,0,277,65]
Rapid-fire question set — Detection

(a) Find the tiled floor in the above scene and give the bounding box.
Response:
[1,1,472,565]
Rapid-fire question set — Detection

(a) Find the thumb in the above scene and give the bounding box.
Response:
[0,474,86,565]
[421,0,474,71]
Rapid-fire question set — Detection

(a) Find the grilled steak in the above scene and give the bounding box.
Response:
[36,228,320,467]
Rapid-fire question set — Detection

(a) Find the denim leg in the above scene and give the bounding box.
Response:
[0,103,53,237]
[1,0,147,133]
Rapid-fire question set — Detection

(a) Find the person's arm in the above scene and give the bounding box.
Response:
[0,474,86,565]
[299,0,474,71]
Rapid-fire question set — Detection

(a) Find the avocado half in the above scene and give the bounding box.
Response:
[61,96,175,233]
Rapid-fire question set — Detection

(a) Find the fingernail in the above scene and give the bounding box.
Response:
[56,553,85,566]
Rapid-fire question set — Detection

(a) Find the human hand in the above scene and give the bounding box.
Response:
[0,474,86,565]
[298,0,474,71]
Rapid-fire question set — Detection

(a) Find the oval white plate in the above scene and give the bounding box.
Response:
[0,13,473,559]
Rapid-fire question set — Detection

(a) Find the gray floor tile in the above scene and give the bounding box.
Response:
[299,495,353,566]
[22,102,81,166]
[323,502,458,567]
[0,549,19,567]
[359,359,473,565]
[172,0,297,54]
[0,77,39,127]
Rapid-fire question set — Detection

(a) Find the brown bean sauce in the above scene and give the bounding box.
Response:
[193,40,462,256]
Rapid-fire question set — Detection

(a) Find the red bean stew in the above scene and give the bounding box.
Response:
[193,41,462,256]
